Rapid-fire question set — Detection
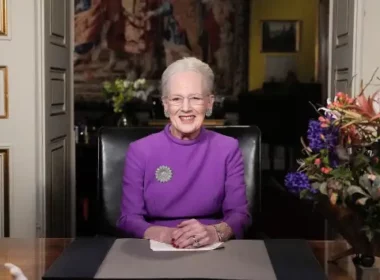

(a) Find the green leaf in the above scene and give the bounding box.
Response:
[300,189,310,199]
[319,182,328,195]
[371,164,380,175]
[311,182,321,190]
[359,175,373,192]
[329,166,353,181]
[304,154,319,164]
[308,174,325,181]
[322,158,329,166]
[320,149,328,156]
[352,153,371,172]
[347,185,369,197]
[336,145,350,161]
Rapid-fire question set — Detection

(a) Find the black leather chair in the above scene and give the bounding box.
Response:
[96,125,261,238]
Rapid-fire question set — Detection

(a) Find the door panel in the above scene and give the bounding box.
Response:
[329,0,355,97]
[44,0,73,237]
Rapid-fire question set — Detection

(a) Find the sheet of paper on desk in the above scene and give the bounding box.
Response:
[150,240,224,251]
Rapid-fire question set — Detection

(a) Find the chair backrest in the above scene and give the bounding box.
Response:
[96,125,261,237]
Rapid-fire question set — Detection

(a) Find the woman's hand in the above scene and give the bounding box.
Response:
[143,226,176,244]
[171,219,219,248]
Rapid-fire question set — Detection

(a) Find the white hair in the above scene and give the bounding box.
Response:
[161,57,215,97]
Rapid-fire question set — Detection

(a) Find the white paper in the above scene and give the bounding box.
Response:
[149,240,224,251]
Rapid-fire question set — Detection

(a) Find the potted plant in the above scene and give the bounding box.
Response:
[102,78,149,126]
[284,91,380,267]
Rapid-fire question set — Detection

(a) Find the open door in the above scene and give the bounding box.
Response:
[328,0,363,99]
[43,0,75,237]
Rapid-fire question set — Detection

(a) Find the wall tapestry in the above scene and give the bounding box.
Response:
[74,0,249,102]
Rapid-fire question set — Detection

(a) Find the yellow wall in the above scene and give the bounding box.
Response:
[249,0,318,90]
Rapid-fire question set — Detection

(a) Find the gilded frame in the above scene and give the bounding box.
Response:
[261,20,301,53]
[0,66,8,118]
[0,149,9,237]
[0,0,7,36]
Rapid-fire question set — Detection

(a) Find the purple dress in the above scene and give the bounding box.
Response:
[117,124,251,238]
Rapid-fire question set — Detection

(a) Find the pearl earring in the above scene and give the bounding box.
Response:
[164,110,169,118]
[205,109,212,117]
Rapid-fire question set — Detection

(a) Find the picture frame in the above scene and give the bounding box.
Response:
[0,66,8,118]
[0,0,7,36]
[261,20,301,53]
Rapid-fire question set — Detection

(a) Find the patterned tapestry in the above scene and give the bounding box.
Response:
[74,0,249,102]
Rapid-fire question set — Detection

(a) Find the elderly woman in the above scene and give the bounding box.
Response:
[117,57,250,249]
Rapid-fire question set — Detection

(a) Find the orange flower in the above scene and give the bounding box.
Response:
[337,92,354,104]
[329,192,338,205]
[351,92,380,120]
[321,167,332,174]
[328,92,355,108]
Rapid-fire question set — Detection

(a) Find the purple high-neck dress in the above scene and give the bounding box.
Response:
[117,124,251,239]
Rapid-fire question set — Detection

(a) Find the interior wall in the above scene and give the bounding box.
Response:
[248,0,319,91]
[0,0,38,237]
[361,0,380,95]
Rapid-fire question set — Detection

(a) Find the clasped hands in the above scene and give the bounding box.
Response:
[145,219,220,248]
[144,219,219,249]
[170,219,219,249]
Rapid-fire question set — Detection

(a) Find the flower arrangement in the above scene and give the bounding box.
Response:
[102,78,148,113]
[284,90,380,243]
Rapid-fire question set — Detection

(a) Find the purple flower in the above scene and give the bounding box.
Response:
[307,120,339,152]
[284,172,312,193]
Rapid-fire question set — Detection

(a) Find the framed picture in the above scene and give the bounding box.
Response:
[261,20,300,53]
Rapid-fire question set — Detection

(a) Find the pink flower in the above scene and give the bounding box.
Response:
[318,116,330,128]
[368,174,376,181]
[321,167,332,174]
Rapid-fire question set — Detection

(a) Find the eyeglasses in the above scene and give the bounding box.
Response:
[166,95,208,106]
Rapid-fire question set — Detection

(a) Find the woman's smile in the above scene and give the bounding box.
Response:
[179,115,196,123]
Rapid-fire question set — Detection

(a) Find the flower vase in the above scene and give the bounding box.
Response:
[117,114,129,127]
[316,196,380,266]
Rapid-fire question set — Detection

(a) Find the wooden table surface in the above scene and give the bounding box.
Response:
[0,238,377,280]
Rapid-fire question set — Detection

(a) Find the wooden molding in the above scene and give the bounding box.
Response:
[0,0,8,37]
[0,66,8,118]
[0,149,9,237]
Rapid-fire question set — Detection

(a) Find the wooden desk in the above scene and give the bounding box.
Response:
[0,238,373,280]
